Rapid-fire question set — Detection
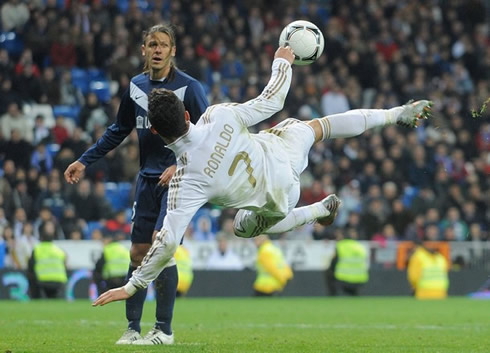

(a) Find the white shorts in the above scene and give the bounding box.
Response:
[234,119,315,238]
[263,118,316,211]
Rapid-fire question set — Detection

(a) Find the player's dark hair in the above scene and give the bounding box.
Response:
[148,88,187,139]
[142,23,177,81]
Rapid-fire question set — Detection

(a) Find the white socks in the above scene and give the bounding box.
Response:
[319,107,403,140]
[266,202,328,234]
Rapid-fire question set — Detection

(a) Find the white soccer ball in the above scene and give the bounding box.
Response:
[279,20,325,66]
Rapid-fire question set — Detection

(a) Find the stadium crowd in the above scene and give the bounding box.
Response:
[0,0,488,269]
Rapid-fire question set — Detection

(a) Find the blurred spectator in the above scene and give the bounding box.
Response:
[206,234,244,270]
[59,70,85,106]
[326,231,369,296]
[15,222,38,270]
[253,235,293,296]
[405,214,426,242]
[38,174,66,219]
[14,62,44,103]
[51,116,70,145]
[33,115,51,145]
[407,146,434,188]
[69,180,106,222]
[120,143,139,182]
[174,245,194,297]
[440,207,469,241]
[0,78,21,115]
[40,67,61,105]
[93,233,130,295]
[0,48,14,79]
[0,102,33,142]
[193,216,215,241]
[410,186,441,215]
[300,180,328,206]
[31,142,54,174]
[387,199,414,236]
[93,181,115,219]
[24,13,50,68]
[33,206,64,240]
[12,181,33,221]
[321,78,350,115]
[79,92,110,133]
[27,220,68,299]
[12,206,27,239]
[1,0,30,32]
[60,127,87,160]
[59,205,85,240]
[103,210,131,239]
[4,129,33,171]
[215,217,236,241]
[1,226,20,268]
[50,32,77,68]
[407,242,449,299]
[2,160,17,188]
[0,207,8,235]
[360,198,387,240]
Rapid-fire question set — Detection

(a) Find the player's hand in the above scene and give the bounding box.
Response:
[92,287,131,306]
[64,161,85,184]
[274,46,295,65]
[158,164,176,186]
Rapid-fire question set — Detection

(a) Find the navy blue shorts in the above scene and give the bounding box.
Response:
[131,175,168,244]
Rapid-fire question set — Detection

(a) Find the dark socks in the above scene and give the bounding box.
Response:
[125,265,147,333]
[154,265,178,335]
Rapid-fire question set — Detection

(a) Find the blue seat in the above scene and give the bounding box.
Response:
[118,182,132,209]
[46,143,60,159]
[116,0,151,13]
[105,182,132,211]
[89,80,111,103]
[71,67,89,94]
[0,32,24,57]
[84,221,103,240]
[116,0,129,12]
[402,186,420,208]
[52,105,81,124]
[87,68,106,81]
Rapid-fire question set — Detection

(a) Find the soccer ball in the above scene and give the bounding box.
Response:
[279,20,325,66]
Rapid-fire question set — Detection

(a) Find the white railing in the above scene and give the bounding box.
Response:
[52,240,490,271]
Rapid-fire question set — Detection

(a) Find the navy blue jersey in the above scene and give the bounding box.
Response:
[79,69,209,178]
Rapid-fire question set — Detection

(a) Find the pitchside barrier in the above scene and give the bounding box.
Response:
[0,241,488,300]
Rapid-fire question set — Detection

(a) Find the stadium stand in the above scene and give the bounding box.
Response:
[0,0,487,271]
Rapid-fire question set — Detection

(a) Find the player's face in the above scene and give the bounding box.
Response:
[142,32,176,74]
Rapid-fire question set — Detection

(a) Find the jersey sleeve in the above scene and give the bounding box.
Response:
[184,80,209,124]
[124,176,207,294]
[78,89,135,166]
[229,58,292,128]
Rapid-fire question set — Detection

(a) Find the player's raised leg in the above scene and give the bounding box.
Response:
[233,194,341,237]
[309,100,433,143]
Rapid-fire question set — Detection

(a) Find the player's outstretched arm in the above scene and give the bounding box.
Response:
[92,287,130,306]
[232,46,294,128]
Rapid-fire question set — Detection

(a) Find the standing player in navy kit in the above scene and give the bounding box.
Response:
[64,24,208,345]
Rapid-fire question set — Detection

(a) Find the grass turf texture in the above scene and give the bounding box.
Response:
[1,297,488,353]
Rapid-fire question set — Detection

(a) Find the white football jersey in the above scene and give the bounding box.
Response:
[127,58,294,293]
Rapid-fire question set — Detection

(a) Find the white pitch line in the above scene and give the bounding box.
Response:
[8,320,488,331]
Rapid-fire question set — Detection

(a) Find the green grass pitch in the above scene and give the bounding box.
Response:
[1,297,489,352]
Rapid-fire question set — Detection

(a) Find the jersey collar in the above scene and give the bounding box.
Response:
[166,123,196,156]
